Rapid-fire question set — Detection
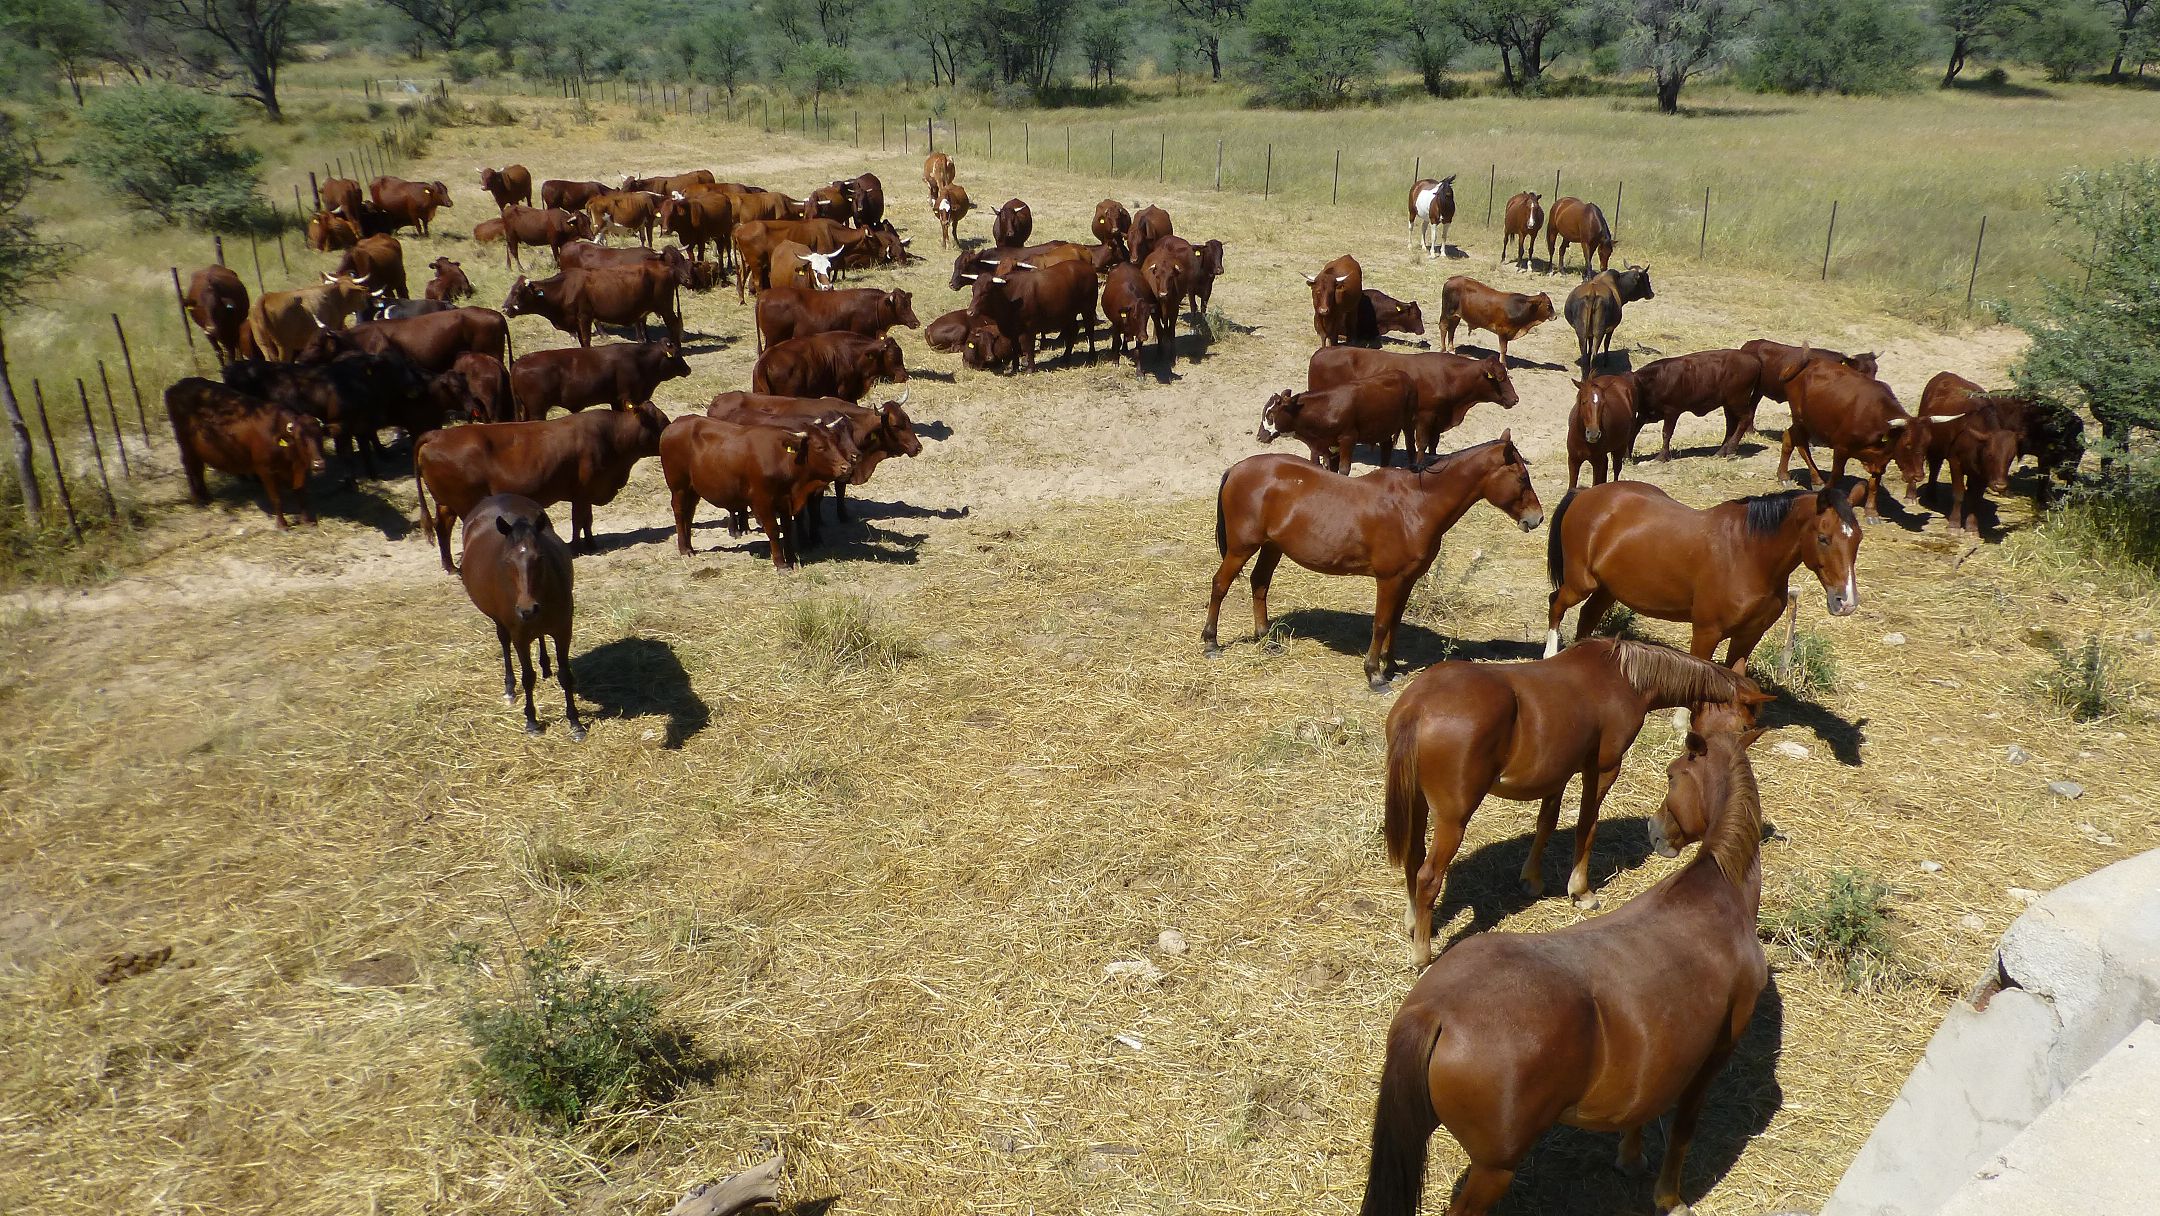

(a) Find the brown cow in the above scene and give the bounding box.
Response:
[224,348,426,476]
[1915,373,2083,495]
[660,414,855,568]
[1130,204,1173,267]
[585,190,663,246]
[1501,191,1544,268]
[447,352,514,423]
[165,377,327,529]
[1630,348,1765,460]
[500,205,596,270]
[1406,175,1457,257]
[949,240,1105,290]
[558,241,721,294]
[755,286,920,353]
[1546,196,1615,277]
[1257,371,1417,472]
[623,170,716,196]
[540,179,611,212]
[961,324,1022,373]
[1741,339,1879,404]
[1100,262,1156,367]
[752,332,907,401]
[924,307,976,353]
[334,234,408,299]
[728,189,809,227]
[369,176,453,236]
[1567,374,1638,489]
[732,218,888,301]
[502,263,683,353]
[1142,236,1198,359]
[1563,266,1655,371]
[992,198,1033,248]
[459,493,585,740]
[413,401,667,569]
[1352,289,1425,345]
[509,342,692,421]
[306,211,361,252]
[1780,358,1912,521]
[1094,199,1132,261]
[707,390,923,526]
[768,240,837,291]
[1308,347,1520,461]
[424,257,473,303]
[248,275,372,362]
[472,217,506,245]
[1438,276,1554,364]
[922,152,955,201]
[337,307,509,373]
[479,165,532,209]
[969,259,1100,372]
[186,265,250,365]
[1189,238,1227,326]
[321,177,363,219]
[1893,407,2019,535]
[933,183,974,247]
[659,190,736,265]
[843,173,885,227]
[808,182,853,225]
[1308,254,1363,348]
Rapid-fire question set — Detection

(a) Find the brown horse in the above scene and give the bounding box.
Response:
[1546,481,1867,671]
[1206,437,1544,690]
[1362,712,1768,1216]
[460,494,585,741]
[1779,359,1912,522]
[1500,191,1543,268]
[1545,197,1614,277]
[1568,375,1638,489]
[1383,637,1765,964]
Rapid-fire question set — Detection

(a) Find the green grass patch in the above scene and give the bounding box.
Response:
[2037,633,2133,722]
[1751,627,1839,699]
[783,596,923,671]
[1767,868,1905,991]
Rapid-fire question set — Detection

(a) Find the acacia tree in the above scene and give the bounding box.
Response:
[1622,0,1750,112]
[2102,0,2153,73]
[1159,0,1246,81]
[151,0,317,119]
[1395,0,1467,94]
[369,0,508,52]
[1449,0,1572,91]
[1935,0,2031,83]
[2,0,110,105]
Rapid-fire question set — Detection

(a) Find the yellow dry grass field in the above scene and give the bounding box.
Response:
[4,94,2159,1216]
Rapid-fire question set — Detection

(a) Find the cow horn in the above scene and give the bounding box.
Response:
[1336,275,1349,283]
[1303,274,1317,284]
[958,274,977,282]
[990,276,1006,285]
[1016,261,1035,270]
[895,390,909,406]
[791,430,809,440]
[1885,417,1911,430]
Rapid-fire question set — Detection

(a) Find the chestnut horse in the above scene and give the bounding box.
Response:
[1362,712,1768,1216]
[1206,436,1544,690]
[1568,375,1638,489]
[1546,481,1867,671]
[1779,358,1912,522]
[460,494,586,741]
[1545,197,1614,278]
[1383,637,1766,965]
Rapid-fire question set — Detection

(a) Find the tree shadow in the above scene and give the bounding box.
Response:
[1947,76,2056,99]
[1758,692,1866,767]
[572,635,709,748]
[1467,978,1786,1214]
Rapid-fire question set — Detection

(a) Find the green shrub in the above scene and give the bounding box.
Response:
[1743,0,1929,93]
[1751,626,1838,698]
[2037,633,2130,720]
[784,596,922,670]
[1243,0,1392,108]
[79,85,270,233]
[461,938,694,1126]
[2039,456,2160,576]
[1768,868,1904,990]
[2018,0,2117,80]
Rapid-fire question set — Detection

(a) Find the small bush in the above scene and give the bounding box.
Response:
[784,596,922,670]
[1751,627,1838,698]
[610,122,647,142]
[2040,457,2160,577]
[1768,868,1903,990]
[446,49,489,84]
[2018,0,2117,81]
[477,99,519,127]
[79,85,270,233]
[2037,633,2129,721]
[1743,0,1928,94]
[461,938,695,1126]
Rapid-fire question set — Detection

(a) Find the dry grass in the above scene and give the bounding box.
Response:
[5,80,2160,1216]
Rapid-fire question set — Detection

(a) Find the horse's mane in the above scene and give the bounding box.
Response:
[1704,738,1765,887]
[1609,638,1751,708]
[1415,436,1516,473]
[1738,487,1855,535]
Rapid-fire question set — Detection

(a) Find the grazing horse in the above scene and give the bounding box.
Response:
[1546,197,1615,277]
[1362,710,1769,1216]
[1500,191,1543,268]
[1568,375,1638,489]
[1383,637,1766,965]
[1206,436,1545,690]
[1407,175,1457,257]
[1779,359,1912,521]
[1546,481,1868,672]
[460,494,586,741]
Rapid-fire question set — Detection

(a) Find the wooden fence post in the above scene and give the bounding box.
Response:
[1966,215,1987,310]
[169,267,199,360]
[249,233,266,294]
[111,314,149,442]
[1263,144,1272,199]
[32,381,80,541]
[1487,164,1496,226]
[1332,149,1340,205]
[1215,140,1222,191]
[214,235,225,267]
[1109,128,1114,174]
[1614,180,1623,233]
[98,363,130,473]
[1821,200,1838,280]
[0,328,42,523]
[1700,187,1710,259]
[77,379,117,517]
[1159,131,1165,183]
[309,171,320,210]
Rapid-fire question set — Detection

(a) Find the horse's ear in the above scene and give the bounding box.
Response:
[1739,728,1767,750]
[495,514,513,536]
[1498,428,1512,445]
[1740,687,1777,707]
[1570,379,1583,390]
[1684,732,1707,756]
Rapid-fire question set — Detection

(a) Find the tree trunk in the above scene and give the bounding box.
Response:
[1206,37,1221,81]
[1657,72,1683,113]
[0,330,44,525]
[1943,37,1968,86]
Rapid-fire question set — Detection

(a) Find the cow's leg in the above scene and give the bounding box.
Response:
[557,633,586,742]
[496,623,516,704]
[1946,462,1968,532]
[181,452,210,505]
[296,481,317,526]
[752,502,789,570]
[668,483,698,555]
[572,498,594,552]
[831,481,850,524]
[1567,763,1623,907]
[1367,575,1413,691]
[261,476,291,531]
[1249,544,1284,639]
[1204,543,1261,654]
[516,638,540,734]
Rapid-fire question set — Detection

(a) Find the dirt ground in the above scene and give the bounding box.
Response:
[3,104,2156,1216]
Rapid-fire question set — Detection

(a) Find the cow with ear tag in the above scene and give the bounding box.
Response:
[1308,254,1363,347]
[658,414,858,570]
[459,493,585,741]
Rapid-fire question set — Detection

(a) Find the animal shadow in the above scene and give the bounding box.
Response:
[1449,341,1567,373]
[1759,693,1865,766]
[262,476,414,539]
[1467,978,1785,1214]
[585,522,676,556]
[909,418,956,442]
[1269,607,1537,678]
[572,635,710,748]
[1583,350,1637,374]
[1433,812,1662,948]
[909,368,958,384]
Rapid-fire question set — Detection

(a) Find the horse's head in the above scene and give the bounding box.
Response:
[1478,430,1543,532]
[493,511,554,625]
[1571,377,1625,443]
[1802,482,1868,617]
[1257,390,1299,444]
[1650,716,1766,858]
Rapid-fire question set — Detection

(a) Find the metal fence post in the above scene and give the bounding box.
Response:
[1822,200,1838,280]
[76,379,116,517]
[1966,215,1987,309]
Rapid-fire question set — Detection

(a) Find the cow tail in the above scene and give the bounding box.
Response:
[412,431,435,541]
[1214,466,1231,558]
[1545,488,1577,589]
[1360,1007,1441,1216]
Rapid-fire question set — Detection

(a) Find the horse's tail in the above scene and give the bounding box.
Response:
[412,431,436,541]
[1360,1005,1441,1216]
[1383,712,1423,870]
[1545,488,1578,590]
[1214,466,1231,558]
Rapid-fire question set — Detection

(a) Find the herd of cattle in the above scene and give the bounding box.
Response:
[159,151,2094,1214]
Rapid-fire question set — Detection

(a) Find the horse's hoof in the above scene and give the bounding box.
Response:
[523,721,542,737]
[1617,1151,1649,1177]
[1661,1205,1694,1216]
[1520,876,1545,898]
[1572,893,1603,911]
[568,724,588,743]
[1368,675,1394,694]
[1203,643,1222,658]
[503,693,518,707]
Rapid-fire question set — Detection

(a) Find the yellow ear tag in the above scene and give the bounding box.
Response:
[277,438,290,447]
